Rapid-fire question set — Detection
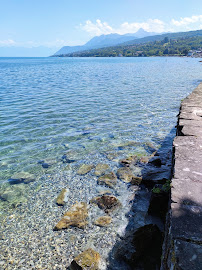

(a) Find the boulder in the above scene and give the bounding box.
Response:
[56,188,69,206]
[117,167,134,183]
[115,224,162,270]
[54,202,88,230]
[91,194,121,214]
[94,164,110,176]
[77,164,94,175]
[94,216,112,227]
[97,172,117,188]
[70,248,100,270]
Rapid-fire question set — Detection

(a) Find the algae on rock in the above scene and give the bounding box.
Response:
[54,202,88,230]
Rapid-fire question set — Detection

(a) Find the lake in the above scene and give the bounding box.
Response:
[0,56,201,269]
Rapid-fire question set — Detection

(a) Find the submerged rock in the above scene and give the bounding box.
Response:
[130,176,142,185]
[9,171,35,184]
[77,164,94,175]
[0,184,28,207]
[94,216,112,227]
[117,167,134,183]
[91,194,121,214]
[97,172,117,188]
[70,248,101,270]
[61,154,76,164]
[54,202,88,230]
[119,155,138,167]
[94,164,110,176]
[56,188,69,206]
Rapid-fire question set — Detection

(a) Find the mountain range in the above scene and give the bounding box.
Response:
[53,28,158,56]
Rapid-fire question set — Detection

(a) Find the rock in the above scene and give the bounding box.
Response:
[8,172,35,184]
[0,184,28,207]
[56,188,69,206]
[117,167,134,183]
[97,172,117,188]
[38,158,57,168]
[94,216,112,227]
[91,195,121,214]
[105,152,119,161]
[70,248,100,270]
[77,164,94,175]
[61,154,75,164]
[115,224,162,270]
[148,184,169,220]
[148,156,162,167]
[54,202,88,230]
[94,164,110,176]
[119,156,138,167]
[139,156,149,164]
[130,176,142,185]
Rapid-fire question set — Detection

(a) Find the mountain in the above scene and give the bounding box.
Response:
[124,28,157,38]
[53,29,159,56]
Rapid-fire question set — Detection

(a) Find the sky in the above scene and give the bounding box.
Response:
[0,0,202,56]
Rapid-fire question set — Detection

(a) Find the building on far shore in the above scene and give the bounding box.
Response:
[187,49,202,57]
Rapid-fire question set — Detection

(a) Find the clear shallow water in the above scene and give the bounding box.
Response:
[0,57,201,182]
[0,57,202,269]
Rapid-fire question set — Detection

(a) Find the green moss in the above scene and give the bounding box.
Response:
[152,187,161,194]
[162,180,171,192]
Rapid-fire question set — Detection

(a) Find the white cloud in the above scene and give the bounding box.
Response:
[81,19,114,36]
[81,19,165,36]
[171,15,202,27]
[80,15,202,36]
[0,39,16,47]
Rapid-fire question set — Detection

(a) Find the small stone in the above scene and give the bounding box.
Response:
[9,172,35,184]
[91,195,121,214]
[94,164,110,176]
[54,202,88,230]
[131,176,142,185]
[70,248,100,270]
[56,188,69,206]
[97,172,117,188]
[77,164,94,175]
[139,156,149,164]
[117,167,134,183]
[119,155,138,167]
[94,216,112,227]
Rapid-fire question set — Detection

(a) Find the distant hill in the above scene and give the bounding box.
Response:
[53,29,158,56]
[121,29,202,46]
[55,29,202,58]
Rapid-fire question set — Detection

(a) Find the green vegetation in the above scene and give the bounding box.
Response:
[59,36,202,57]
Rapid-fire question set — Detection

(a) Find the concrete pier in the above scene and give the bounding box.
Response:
[162,83,202,269]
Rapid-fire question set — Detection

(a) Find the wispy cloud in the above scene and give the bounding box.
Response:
[0,39,16,47]
[171,15,202,27]
[80,15,202,36]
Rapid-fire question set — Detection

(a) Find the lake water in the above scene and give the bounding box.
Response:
[0,57,201,269]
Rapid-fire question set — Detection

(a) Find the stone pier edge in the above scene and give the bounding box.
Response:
[161,83,202,270]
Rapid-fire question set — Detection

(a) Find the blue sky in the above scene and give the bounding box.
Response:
[0,0,202,56]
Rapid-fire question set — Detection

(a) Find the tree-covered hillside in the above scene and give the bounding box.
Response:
[60,36,202,57]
